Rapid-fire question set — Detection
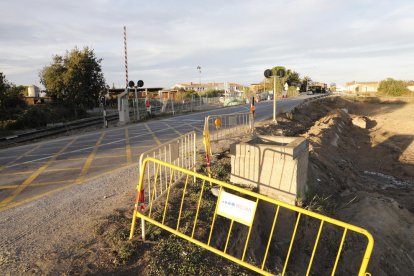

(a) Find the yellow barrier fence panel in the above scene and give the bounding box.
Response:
[130,157,374,276]
[205,112,253,144]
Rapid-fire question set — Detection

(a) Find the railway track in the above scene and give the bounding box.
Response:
[0,113,119,147]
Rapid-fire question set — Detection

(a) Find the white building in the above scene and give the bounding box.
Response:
[346,81,379,93]
[174,82,244,94]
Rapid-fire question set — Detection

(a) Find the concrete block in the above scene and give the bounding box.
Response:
[230,135,308,205]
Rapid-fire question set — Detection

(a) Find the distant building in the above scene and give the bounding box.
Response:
[346,81,379,93]
[174,82,245,94]
[27,85,40,97]
[108,87,164,98]
[249,83,264,93]
[24,85,51,105]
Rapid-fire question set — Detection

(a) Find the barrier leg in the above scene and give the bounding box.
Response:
[140,188,146,241]
[129,190,140,240]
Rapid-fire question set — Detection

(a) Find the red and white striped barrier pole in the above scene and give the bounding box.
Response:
[124,26,128,88]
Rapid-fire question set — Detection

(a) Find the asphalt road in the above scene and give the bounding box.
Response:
[0,95,313,212]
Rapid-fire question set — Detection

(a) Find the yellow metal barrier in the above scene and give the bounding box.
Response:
[130,158,374,276]
[204,112,253,143]
[203,112,253,176]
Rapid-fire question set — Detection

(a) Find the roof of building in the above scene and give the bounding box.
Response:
[346,81,379,86]
[174,82,244,87]
[108,87,163,94]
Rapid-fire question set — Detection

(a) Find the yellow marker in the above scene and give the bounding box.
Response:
[144,123,161,145]
[214,117,222,129]
[76,133,105,184]
[0,138,77,208]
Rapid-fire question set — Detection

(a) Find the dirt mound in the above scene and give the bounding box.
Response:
[257,96,414,275]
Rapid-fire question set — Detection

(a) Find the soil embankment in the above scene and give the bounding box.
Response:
[257,96,414,275]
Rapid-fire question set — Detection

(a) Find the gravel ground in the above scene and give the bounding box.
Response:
[0,163,140,275]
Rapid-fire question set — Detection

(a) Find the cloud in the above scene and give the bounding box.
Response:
[0,0,413,88]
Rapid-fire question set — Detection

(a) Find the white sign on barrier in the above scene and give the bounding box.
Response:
[217,190,257,226]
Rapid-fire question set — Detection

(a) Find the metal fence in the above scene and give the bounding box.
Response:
[128,97,222,121]
[138,131,197,208]
[204,112,253,143]
[130,158,374,276]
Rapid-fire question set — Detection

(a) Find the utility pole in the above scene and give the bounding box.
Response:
[273,75,277,123]
[197,65,201,92]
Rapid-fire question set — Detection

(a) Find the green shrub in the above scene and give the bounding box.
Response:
[11,105,52,129]
[287,86,299,97]
[378,78,410,96]
[0,120,17,129]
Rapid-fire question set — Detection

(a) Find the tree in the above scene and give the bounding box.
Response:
[286,71,301,87]
[300,76,312,92]
[378,78,410,96]
[40,47,106,116]
[0,73,27,118]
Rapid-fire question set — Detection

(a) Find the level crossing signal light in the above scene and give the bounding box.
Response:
[128,80,145,88]
[264,68,286,78]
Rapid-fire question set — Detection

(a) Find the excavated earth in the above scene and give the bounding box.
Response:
[256,96,414,275]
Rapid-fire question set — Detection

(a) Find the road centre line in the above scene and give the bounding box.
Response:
[76,132,106,184]
[0,137,78,208]
[0,185,18,189]
[144,123,161,145]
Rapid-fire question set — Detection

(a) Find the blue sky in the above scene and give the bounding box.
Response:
[1,0,413,88]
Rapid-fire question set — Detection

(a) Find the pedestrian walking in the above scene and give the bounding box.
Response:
[250,97,256,117]
[145,97,152,117]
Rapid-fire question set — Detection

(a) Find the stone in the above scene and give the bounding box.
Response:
[352,116,367,129]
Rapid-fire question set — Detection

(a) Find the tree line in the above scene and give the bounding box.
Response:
[0,47,106,131]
